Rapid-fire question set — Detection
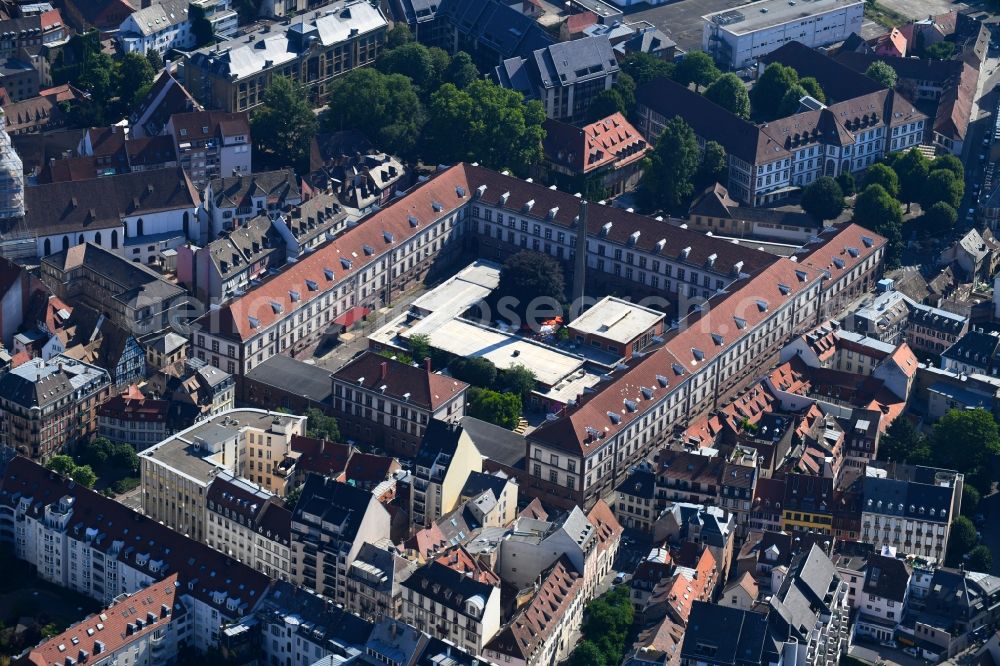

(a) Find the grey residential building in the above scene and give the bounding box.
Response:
[495,36,618,123]
[291,474,391,606]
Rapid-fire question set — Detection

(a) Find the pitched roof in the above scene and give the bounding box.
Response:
[291,434,351,477]
[22,167,197,234]
[485,557,583,662]
[862,554,910,602]
[209,169,299,209]
[123,0,189,36]
[761,41,886,102]
[332,351,468,411]
[543,112,649,175]
[194,163,778,343]
[131,70,201,138]
[0,456,270,614]
[25,573,181,666]
[529,257,820,456]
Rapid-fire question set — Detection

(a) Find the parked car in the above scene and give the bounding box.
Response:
[613,572,627,585]
[904,646,919,657]
[880,639,899,649]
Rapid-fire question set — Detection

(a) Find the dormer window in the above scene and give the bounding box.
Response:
[340,257,352,270]
[778,283,790,296]
[756,300,768,312]
[607,411,621,424]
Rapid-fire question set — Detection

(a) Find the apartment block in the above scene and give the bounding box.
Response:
[0,355,111,461]
[182,1,387,112]
[139,408,306,542]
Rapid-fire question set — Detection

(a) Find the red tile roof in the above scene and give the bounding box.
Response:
[291,434,351,477]
[333,351,468,411]
[485,556,583,662]
[795,224,886,282]
[195,163,778,344]
[587,499,622,553]
[25,573,181,666]
[543,112,650,175]
[530,258,821,455]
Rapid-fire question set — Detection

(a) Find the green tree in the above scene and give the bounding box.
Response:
[967,545,992,572]
[284,485,303,510]
[73,465,97,488]
[496,251,566,326]
[569,641,605,666]
[704,73,750,119]
[468,388,521,429]
[865,61,898,89]
[877,416,932,464]
[853,184,903,267]
[45,455,76,477]
[377,42,446,94]
[890,148,930,212]
[252,75,318,170]
[77,51,118,101]
[920,169,964,209]
[865,163,900,198]
[836,171,856,197]
[777,84,809,117]
[575,586,634,665]
[423,80,545,175]
[445,51,479,89]
[409,334,432,365]
[697,140,727,189]
[854,184,903,232]
[146,50,164,74]
[190,3,214,48]
[612,72,636,115]
[931,154,965,181]
[501,364,536,399]
[326,69,425,159]
[639,116,700,211]
[946,515,978,566]
[922,201,958,235]
[450,357,498,387]
[675,51,720,91]
[801,177,845,221]
[118,52,155,108]
[620,52,674,86]
[306,408,340,442]
[962,484,981,517]
[386,23,413,49]
[925,41,955,60]
[586,89,626,122]
[798,76,826,103]
[931,408,1000,476]
[751,62,799,120]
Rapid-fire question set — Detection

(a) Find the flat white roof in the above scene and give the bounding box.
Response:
[535,367,604,406]
[568,296,664,345]
[405,318,584,387]
[703,0,863,36]
[410,260,500,317]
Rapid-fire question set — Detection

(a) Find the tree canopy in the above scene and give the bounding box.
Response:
[800,177,845,221]
[696,141,727,190]
[500,364,537,399]
[449,357,498,388]
[931,154,965,181]
[877,416,932,465]
[798,76,825,103]
[619,52,675,86]
[569,586,634,666]
[853,184,903,267]
[251,76,317,171]
[586,89,626,122]
[675,51,720,91]
[864,163,900,198]
[750,62,800,120]
[44,455,96,488]
[946,515,978,566]
[865,61,898,89]
[468,388,521,429]
[325,69,424,159]
[704,73,750,119]
[495,250,566,327]
[377,42,449,95]
[930,408,1000,478]
[922,201,958,236]
[639,117,700,211]
[921,169,964,209]
[306,408,341,442]
[423,80,545,175]
[444,51,479,89]
[889,148,930,211]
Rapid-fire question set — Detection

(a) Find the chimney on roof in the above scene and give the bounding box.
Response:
[380,361,388,381]
[424,357,432,373]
